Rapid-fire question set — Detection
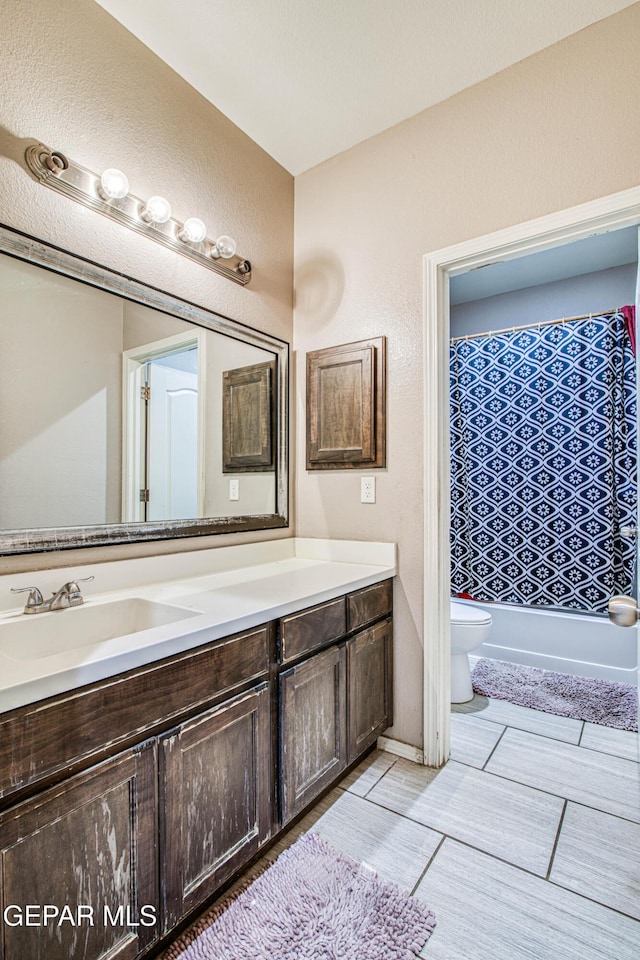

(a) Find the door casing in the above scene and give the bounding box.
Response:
[422,185,640,767]
[122,330,206,522]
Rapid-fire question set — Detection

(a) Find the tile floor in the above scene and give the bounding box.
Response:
[255,694,640,959]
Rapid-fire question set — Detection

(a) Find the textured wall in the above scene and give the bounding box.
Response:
[450,263,638,337]
[0,257,123,527]
[0,0,293,574]
[293,5,640,747]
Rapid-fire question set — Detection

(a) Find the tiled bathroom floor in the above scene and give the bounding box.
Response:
[253,695,640,959]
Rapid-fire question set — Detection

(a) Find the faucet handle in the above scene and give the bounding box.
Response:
[11,586,44,608]
[63,576,95,603]
[66,576,95,591]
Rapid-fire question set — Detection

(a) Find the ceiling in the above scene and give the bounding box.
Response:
[450,227,639,304]
[94,0,636,175]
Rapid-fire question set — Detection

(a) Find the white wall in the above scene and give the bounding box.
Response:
[0,0,293,575]
[450,263,637,338]
[294,5,640,748]
[0,256,123,528]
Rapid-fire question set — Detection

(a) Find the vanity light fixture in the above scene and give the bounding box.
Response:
[24,142,252,285]
[141,195,172,224]
[178,217,207,244]
[98,168,129,201]
[211,235,237,259]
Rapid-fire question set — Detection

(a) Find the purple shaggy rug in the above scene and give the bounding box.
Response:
[472,658,638,732]
[161,833,436,960]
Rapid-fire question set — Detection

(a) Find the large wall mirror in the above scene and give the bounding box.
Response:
[0,225,288,554]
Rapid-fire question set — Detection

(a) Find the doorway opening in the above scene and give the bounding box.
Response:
[423,186,640,766]
[122,330,206,522]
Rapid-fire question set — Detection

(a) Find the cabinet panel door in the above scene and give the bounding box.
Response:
[280,644,347,825]
[222,361,275,472]
[306,337,386,470]
[160,684,271,931]
[0,741,157,960]
[347,619,393,762]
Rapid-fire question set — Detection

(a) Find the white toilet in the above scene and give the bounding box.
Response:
[450,600,492,703]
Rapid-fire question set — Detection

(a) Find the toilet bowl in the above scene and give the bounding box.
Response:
[450,600,492,703]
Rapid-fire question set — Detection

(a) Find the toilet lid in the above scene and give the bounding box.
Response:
[450,600,492,625]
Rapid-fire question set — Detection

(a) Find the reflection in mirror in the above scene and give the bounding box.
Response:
[0,226,287,553]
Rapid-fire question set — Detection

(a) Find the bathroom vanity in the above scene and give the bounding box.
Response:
[0,538,395,960]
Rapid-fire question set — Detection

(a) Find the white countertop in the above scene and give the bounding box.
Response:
[0,538,396,713]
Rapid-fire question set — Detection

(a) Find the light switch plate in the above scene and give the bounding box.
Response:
[360,476,376,503]
[229,478,240,501]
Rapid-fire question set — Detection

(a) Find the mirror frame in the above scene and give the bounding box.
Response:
[0,223,289,554]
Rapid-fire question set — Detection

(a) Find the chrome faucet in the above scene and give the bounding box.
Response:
[11,576,95,614]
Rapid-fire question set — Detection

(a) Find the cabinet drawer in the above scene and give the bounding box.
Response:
[280,596,346,664]
[347,579,392,632]
[0,625,270,804]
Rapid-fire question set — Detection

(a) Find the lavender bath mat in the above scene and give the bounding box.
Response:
[162,832,436,960]
[472,658,638,731]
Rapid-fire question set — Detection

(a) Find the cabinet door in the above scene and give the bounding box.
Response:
[222,361,275,471]
[306,337,386,470]
[160,683,271,931]
[347,618,393,762]
[0,741,157,960]
[280,644,347,825]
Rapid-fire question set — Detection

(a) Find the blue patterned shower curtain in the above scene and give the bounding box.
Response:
[450,312,637,612]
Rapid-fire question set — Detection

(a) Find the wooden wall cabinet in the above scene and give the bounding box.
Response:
[306,337,386,470]
[223,361,275,472]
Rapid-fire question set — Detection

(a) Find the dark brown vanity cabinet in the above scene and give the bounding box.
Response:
[0,577,393,960]
[0,740,158,960]
[278,579,393,826]
[0,624,271,960]
[279,644,348,823]
[347,617,393,762]
[160,684,271,931]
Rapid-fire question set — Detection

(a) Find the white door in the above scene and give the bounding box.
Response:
[122,330,205,523]
[146,353,198,521]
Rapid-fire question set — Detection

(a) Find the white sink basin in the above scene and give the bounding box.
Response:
[0,598,199,661]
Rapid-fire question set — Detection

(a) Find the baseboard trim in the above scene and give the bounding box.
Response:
[377,735,424,764]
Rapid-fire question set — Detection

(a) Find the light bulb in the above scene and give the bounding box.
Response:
[178,217,207,243]
[141,195,172,224]
[212,235,237,259]
[98,168,129,201]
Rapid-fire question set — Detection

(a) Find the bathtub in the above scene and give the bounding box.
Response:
[459,600,639,685]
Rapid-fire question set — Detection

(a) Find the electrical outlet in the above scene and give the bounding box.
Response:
[229,478,240,501]
[360,476,376,503]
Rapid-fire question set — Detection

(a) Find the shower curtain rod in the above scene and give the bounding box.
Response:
[449,306,622,343]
